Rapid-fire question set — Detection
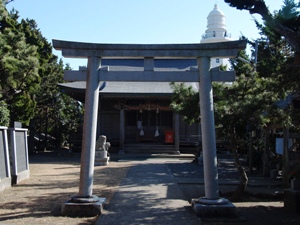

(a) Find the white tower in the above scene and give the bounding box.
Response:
[201,4,232,68]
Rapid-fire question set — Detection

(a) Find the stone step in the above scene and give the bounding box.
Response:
[122,144,177,154]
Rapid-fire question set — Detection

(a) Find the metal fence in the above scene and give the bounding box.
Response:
[0,126,29,192]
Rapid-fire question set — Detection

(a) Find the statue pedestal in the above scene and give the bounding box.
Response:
[284,188,300,213]
[284,179,300,213]
[291,179,300,190]
[95,151,109,166]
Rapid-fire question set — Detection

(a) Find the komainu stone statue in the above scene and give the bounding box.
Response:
[95,135,110,165]
[96,135,110,152]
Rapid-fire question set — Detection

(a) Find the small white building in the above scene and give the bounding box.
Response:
[201,4,232,69]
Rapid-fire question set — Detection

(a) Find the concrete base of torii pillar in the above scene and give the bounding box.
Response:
[61,196,106,217]
[191,198,237,219]
[194,159,237,219]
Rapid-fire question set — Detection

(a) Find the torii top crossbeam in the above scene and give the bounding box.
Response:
[53,39,246,58]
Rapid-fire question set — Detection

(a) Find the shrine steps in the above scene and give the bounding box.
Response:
[121,143,178,154]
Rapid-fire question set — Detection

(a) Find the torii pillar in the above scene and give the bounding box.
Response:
[190,56,237,218]
[53,39,247,218]
[60,56,106,217]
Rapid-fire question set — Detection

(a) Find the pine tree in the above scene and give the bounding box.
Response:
[224,0,300,63]
[0,2,40,125]
[0,0,83,149]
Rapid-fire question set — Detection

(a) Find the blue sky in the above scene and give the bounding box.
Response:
[7,0,284,69]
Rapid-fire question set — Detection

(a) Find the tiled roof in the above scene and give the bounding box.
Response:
[59,81,197,95]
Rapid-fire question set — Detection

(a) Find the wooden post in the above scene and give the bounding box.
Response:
[283,126,290,187]
[174,113,180,154]
[120,108,125,150]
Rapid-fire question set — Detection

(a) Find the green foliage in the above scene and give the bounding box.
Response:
[0,0,83,147]
[172,24,297,155]
[0,2,40,125]
[275,0,300,32]
[172,1,300,162]
[170,82,199,124]
[225,0,300,60]
[32,60,84,146]
[224,0,268,14]
[0,101,9,126]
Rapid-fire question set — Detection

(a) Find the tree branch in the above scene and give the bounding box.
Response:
[5,0,14,5]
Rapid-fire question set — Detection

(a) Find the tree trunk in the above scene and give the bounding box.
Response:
[249,133,254,174]
[44,107,49,151]
[295,52,300,65]
[229,130,248,201]
[28,119,36,154]
[263,128,271,176]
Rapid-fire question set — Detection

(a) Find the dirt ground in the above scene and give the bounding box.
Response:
[0,152,131,225]
[1,152,300,225]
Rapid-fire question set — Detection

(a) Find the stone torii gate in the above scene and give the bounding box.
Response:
[53,39,246,217]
